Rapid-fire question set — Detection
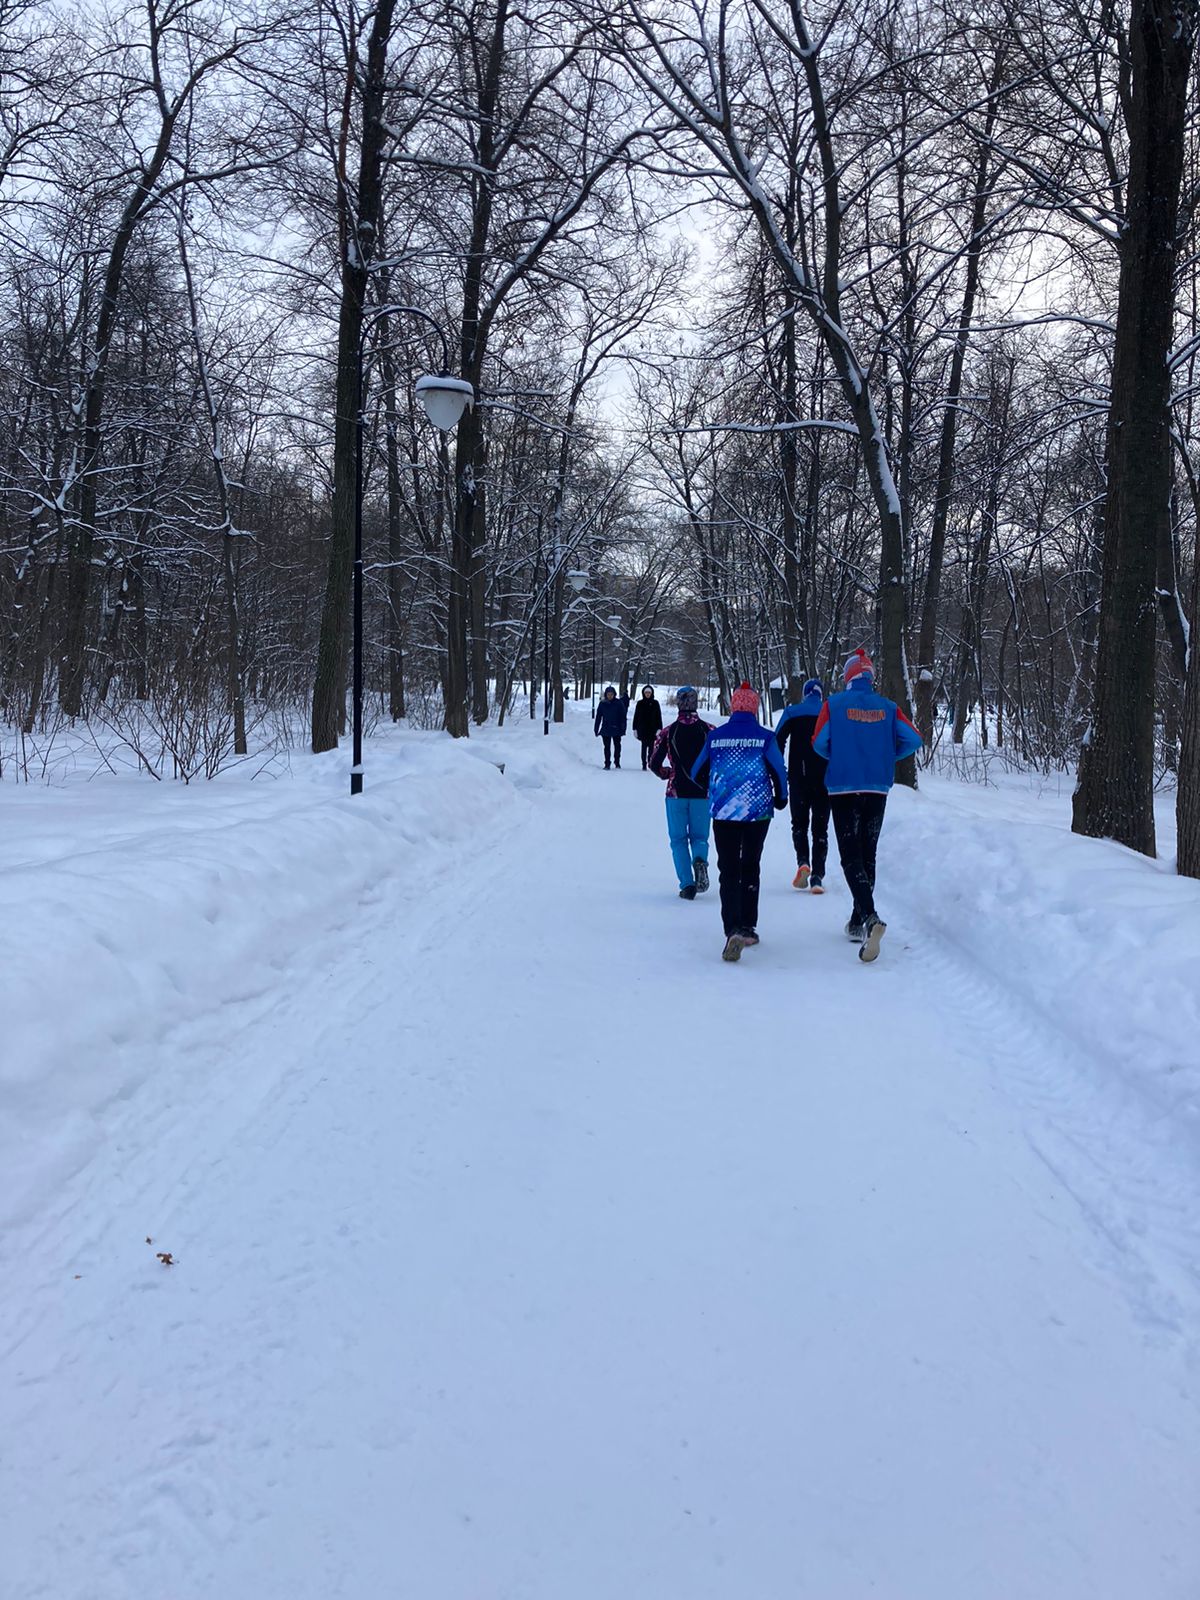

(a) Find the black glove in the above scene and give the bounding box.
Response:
[774,795,788,811]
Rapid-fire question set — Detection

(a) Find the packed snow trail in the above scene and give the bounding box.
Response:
[3,717,1198,1599]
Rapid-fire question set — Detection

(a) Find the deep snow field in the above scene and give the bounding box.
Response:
[2,704,1199,1599]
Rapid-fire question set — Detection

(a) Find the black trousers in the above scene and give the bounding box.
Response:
[830,793,887,924]
[602,734,622,767]
[638,735,655,768]
[790,784,830,874]
[712,818,771,936]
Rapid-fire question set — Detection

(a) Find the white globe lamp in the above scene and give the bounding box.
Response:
[414,375,474,432]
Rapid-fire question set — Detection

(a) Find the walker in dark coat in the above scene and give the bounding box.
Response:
[594,688,629,767]
[632,688,663,767]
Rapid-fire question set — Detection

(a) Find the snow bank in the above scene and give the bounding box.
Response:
[888,774,1200,1137]
[0,728,523,1228]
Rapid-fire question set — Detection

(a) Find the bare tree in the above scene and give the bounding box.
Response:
[1072,0,1198,853]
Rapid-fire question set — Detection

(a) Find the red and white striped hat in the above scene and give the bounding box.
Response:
[843,647,874,684]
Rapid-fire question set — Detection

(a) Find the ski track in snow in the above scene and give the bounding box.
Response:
[3,720,1199,1599]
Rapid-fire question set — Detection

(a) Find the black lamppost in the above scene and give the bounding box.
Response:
[351,310,472,796]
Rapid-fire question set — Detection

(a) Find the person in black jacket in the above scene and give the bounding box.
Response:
[593,686,629,768]
[631,686,664,768]
[775,677,830,891]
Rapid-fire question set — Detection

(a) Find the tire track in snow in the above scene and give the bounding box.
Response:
[0,787,525,1359]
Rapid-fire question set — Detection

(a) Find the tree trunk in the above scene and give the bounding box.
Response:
[444,0,508,735]
[915,57,1002,747]
[779,290,809,700]
[1178,545,1200,872]
[61,210,158,716]
[379,300,407,722]
[1177,463,1200,875]
[1156,488,1189,680]
[311,0,397,754]
[445,399,480,736]
[551,565,566,722]
[1073,0,1196,853]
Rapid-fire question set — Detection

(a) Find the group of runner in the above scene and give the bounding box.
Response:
[595,650,922,963]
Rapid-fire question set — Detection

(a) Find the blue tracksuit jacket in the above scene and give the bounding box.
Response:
[691,711,788,821]
[811,677,923,794]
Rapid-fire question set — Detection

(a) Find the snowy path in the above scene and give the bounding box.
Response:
[4,725,1199,1599]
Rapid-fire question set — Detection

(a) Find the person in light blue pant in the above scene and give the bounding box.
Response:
[648,687,713,899]
[667,797,711,894]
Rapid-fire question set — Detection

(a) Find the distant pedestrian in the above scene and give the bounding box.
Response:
[811,648,923,962]
[632,686,664,769]
[775,677,830,892]
[648,685,712,899]
[594,686,629,769]
[691,682,788,961]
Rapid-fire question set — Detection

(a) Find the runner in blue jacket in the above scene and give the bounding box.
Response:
[691,682,788,962]
[811,648,922,962]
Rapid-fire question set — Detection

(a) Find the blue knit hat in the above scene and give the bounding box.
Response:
[676,685,698,712]
[803,677,823,698]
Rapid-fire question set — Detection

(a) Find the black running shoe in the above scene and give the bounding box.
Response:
[859,914,887,963]
[693,858,710,893]
[679,884,697,900]
[721,933,745,962]
[845,919,866,943]
[739,930,760,948]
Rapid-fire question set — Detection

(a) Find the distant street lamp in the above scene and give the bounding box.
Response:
[566,568,588,713]
[541,558,589,735]
[590,611,597,714]
[351,312,472,796]
[606,613,622,694]
[597,611,622,697]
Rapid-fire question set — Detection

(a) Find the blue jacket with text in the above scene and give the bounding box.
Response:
[811,676,922,795]
[691,711,788,821]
